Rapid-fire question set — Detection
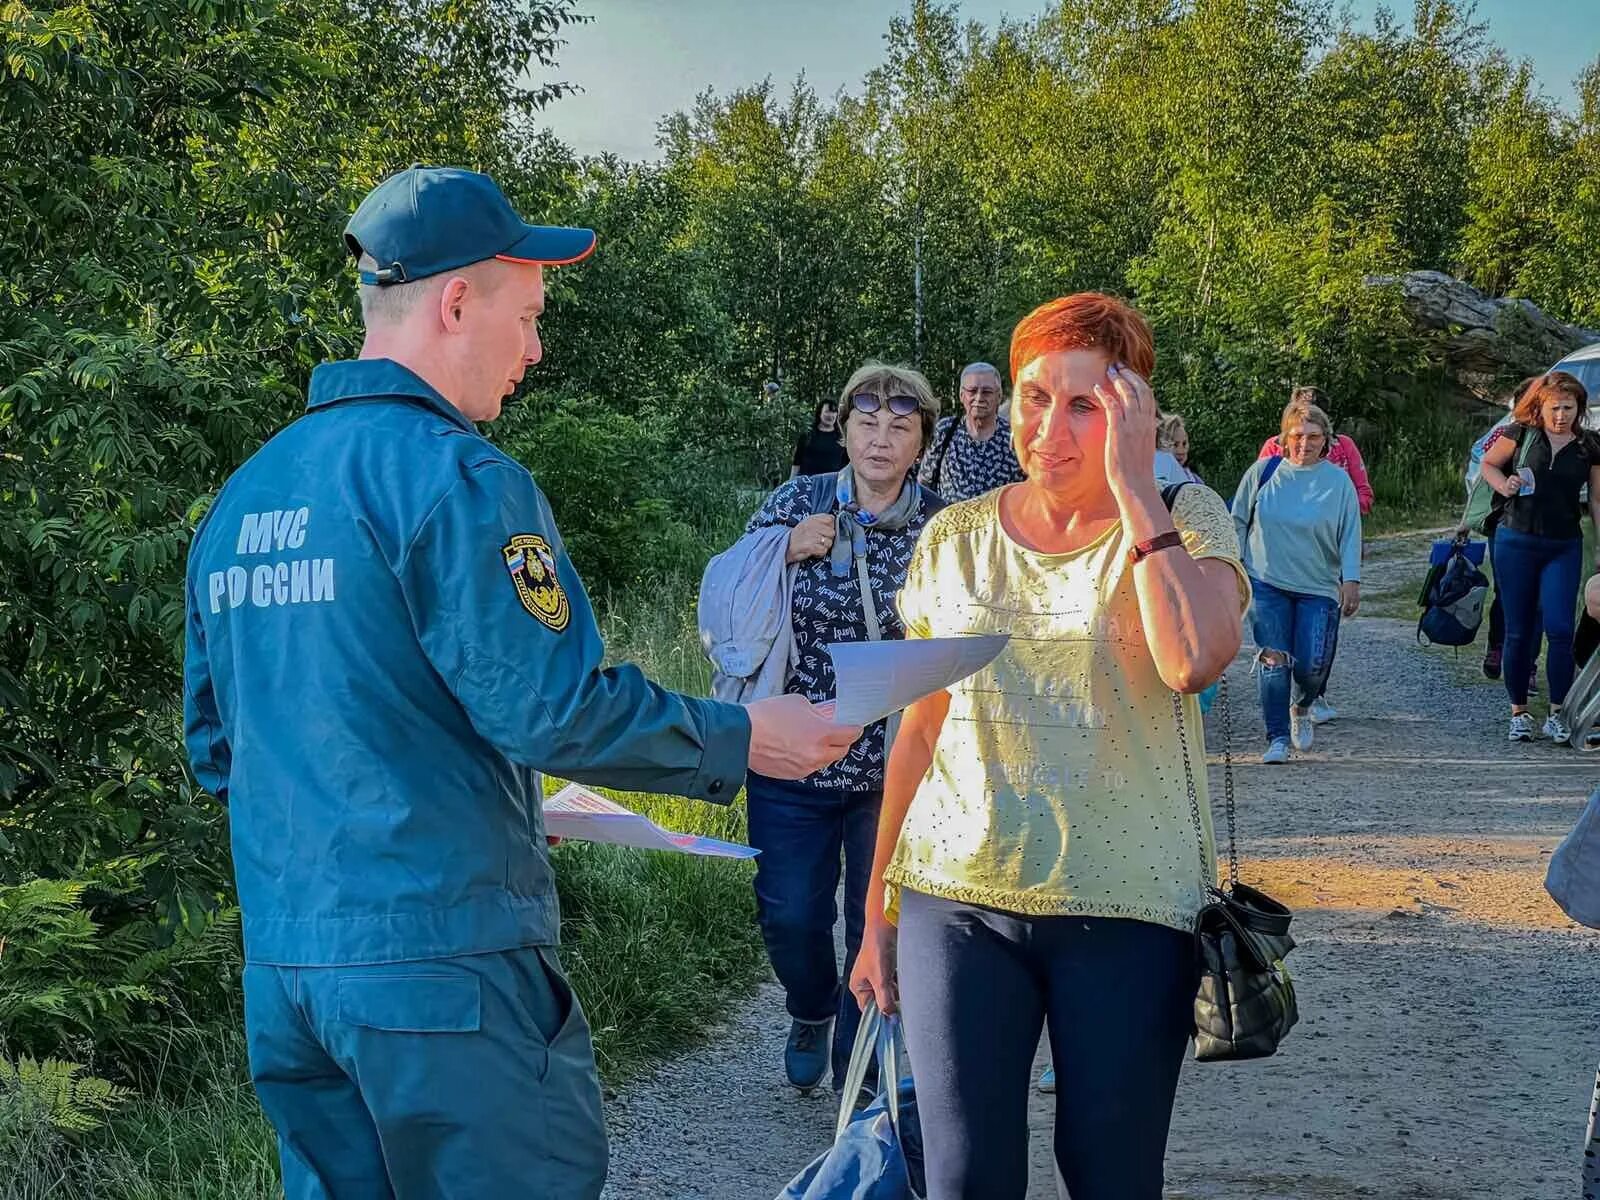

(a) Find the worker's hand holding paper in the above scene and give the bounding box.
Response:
[827,634,1009,726]
[543,783,758,858]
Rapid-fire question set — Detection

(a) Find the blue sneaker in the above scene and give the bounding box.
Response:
[1037,1064,1056,1094]
[785,1017,831,1093]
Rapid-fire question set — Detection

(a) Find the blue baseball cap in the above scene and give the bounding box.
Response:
[344,165,596,286]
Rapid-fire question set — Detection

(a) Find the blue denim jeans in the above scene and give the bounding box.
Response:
[744,772,882,1089]
[1493,526,1583,706]
[1249,577,1341,743]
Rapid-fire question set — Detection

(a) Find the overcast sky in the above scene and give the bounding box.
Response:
[533,0,1594,162]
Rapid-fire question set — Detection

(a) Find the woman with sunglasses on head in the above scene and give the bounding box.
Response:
[738,361,945,1099]
[1479,370,1600,744]
[1232,396,1362,764]
[850,295,1247,1200]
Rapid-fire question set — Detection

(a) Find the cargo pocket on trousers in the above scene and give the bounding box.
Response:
[527,946,607,1190]
[526,946,586,1077]
[336,975,482,1034]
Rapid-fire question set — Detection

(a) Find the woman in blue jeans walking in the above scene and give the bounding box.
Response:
[1478,370,1600,744]
[739,361,945,1096]
[1231,397,1363,763]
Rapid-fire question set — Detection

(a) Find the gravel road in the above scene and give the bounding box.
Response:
[603,528,1600,1200]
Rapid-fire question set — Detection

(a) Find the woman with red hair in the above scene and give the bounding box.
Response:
[1478,370,1600,743]
[850,293,1248,1198]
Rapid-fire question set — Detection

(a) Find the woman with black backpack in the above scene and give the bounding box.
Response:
[1478,370,1600,743]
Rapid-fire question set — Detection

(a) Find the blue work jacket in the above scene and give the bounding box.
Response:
[183,359,751,966]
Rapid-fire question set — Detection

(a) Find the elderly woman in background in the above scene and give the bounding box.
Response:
[1478,370,1600,743]
[740,361,945,1098]
[1233,398,1362,764]
[851,294,1247,1199]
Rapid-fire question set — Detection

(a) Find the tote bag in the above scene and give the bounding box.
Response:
[776,1001,924,1200]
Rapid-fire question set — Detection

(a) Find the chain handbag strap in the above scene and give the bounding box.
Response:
[1172,674,1239,893]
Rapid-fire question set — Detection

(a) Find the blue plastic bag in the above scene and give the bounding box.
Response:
[1547,783,1600,929]
[1429,537,1486,567]
[776,1001,925,1200]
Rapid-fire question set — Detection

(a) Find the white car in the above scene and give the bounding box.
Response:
[1551,341,1600,428]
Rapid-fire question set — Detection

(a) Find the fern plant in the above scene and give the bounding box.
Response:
[0,1053,130,1134]
[0,877,241,1072]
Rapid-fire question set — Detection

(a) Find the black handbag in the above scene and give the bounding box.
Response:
[1172,676,1300,1062]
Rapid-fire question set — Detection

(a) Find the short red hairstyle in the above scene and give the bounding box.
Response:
[1513,369,1588,428]
[1009,292,1155,384]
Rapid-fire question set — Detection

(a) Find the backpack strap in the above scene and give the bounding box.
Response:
[1245,454,1284,535]
[805,472,838,516]
[1160,481,1193,511]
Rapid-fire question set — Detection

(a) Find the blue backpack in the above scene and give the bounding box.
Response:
[1416,538,1490,647]
[776,1001,924,1200]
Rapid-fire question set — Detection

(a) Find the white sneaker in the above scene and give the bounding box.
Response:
[1543,712,1573,744]
[1290,710,1314,751]
[1309,697,1337,724]
[1508,712,1536,742]
[1262,738,1290,764]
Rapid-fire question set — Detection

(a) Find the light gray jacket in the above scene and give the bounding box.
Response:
[698,524,797,703]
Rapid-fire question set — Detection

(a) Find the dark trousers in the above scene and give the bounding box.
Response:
[1494,526,1583,706]
[745,772,882,1089]
[896,889,1196,1200]
[1577,612,1600,670]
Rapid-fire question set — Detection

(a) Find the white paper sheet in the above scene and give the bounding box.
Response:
[827,634,1009,727]
[543,783,758,858]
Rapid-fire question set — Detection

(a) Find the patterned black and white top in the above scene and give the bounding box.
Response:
[745,477,945,793]
[918,416,1026,502]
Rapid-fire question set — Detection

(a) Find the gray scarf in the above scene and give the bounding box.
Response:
[828,467,923,581]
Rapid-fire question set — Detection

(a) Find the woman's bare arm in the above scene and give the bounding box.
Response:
[862,688,950,924]
[1479,431,1520,497]
[1122,487,1245,692]
[849,688,950,1014]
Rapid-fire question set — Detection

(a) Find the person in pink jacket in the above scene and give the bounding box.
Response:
[1257,386,1371,723]
[1258,388,1374,516]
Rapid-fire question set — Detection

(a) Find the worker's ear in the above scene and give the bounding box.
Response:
[438,275,472,332]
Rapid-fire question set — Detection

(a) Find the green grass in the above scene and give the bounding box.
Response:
[1,583,769,1200]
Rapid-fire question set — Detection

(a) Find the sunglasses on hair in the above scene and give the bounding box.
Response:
[850,392,921,416]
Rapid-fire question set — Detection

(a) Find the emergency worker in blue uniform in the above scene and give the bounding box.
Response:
[182,165,860,1200]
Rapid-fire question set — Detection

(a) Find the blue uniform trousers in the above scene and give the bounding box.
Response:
[242,945,606,1200]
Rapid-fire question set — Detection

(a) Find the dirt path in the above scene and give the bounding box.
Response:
[603,527,1600,1200]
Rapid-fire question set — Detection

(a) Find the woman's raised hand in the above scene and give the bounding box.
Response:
[1094,362,1159,499]
[787,513,835,564]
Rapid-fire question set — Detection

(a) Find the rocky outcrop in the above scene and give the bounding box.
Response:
[1368,270,1600,389]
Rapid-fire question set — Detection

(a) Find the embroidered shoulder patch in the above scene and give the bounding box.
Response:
[501,534,570,632]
